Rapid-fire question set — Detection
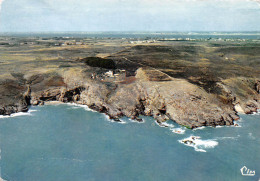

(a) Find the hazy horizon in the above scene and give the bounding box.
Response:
[0,0,259,32]
[1,31,260,34]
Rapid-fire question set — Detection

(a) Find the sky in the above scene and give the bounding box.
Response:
[0,0,259,32]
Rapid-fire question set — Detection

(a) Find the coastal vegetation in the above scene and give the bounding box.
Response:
[0,36,259,128]
[80,57,116,69]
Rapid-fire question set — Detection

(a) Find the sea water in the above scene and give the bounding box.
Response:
[2,32,260,40]
[0,104,259,181]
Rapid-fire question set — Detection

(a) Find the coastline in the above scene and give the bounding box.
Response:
[0,75,259,128]
[0,77,259,128]
[1,97,259,130]
[1,102,257,155]
[0,38,259,128]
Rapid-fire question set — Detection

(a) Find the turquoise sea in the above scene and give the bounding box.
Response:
[0,103,259,181]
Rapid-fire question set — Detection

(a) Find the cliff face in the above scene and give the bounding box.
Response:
[1,67,258,129]
[0,79,29,115]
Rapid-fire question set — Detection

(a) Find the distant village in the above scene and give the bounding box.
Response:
[0,36,259,46]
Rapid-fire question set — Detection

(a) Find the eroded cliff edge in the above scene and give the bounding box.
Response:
[1,66,259,128]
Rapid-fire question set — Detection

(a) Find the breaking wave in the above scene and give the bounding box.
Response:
[129,118,145,124]
[66,103,97,112]
[171,128,186,134]
[252,109,260,115]
[193,126,206,131]
[160,122,175,128]
[0,109,37,119]
[179,136,218,152]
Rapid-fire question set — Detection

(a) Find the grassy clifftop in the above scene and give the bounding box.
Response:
[112,42,260,93]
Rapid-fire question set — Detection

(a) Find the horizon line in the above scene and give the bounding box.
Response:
[1,31,260,34]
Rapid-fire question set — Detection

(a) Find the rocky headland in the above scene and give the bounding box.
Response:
[0,37,259,128]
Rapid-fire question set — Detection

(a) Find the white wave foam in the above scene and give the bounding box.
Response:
[155,121,175,128]
[232,123,241,127]
[69,107,81,109]
[28,110,38,113]
[0,177,7,181]
[66,103,97,112]
[103,114,111,121]
[215,122,241,128]
[0,108,39,119]
[171,128,185,134]
[106,118,114,123]
[8,112,32,117]
[118,119,127,124]
[252,110,260,115]
[155,121,163,127]
[215,125,225,128]
[67,106,127,125]
[193,126,206,131]
[129,118,145,124]
[103,116,126,124]
[179,136,218,152]
[0,111,33,119]
[160,122,175,128]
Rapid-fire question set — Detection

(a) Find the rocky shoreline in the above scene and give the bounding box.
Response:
[1,38,260,129]
[1,67,259,129]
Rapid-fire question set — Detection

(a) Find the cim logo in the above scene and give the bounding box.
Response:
[240,166,255,176]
